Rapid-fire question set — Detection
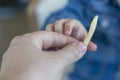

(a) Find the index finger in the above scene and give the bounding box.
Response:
[27,31,78,49]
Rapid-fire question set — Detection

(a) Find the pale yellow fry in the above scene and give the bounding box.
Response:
[84,16,98,46]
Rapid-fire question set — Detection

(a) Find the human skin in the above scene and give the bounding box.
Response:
[46,19,97,51]
[45,19,97,80]
[0,31,88,80]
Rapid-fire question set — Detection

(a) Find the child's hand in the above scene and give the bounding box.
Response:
[46,19,97,51]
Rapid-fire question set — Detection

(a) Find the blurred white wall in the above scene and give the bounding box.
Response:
[35,0,68,30]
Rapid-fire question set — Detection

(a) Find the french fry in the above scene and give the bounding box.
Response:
[84,16,98,46]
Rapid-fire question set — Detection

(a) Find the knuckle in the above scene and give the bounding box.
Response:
[20,33,34,42]
[12,36,21,42]
[65,22,73,30]
[51,31,55,37]
[54,23,60,27]
[54,24,61,32]
[11,36,21,45]
[73,42,86,57]
[56,19,66,23]
[65,19,77,26]
[55,21,63,27]
[65,22,71,27]
[22,33,33,38]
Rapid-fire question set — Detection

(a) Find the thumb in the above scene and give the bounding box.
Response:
[58,42,87,65]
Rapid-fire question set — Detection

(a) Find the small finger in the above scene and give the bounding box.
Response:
[64,20,74,35]
[54,19,66,34]
[64,19,87,41]
[87,41,97,51]
[46,24,54,31]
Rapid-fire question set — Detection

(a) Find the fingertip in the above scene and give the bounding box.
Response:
[89,44,97,52]
[88,42,97,52]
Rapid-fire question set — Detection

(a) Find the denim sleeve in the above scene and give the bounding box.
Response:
[42,10,79,30]
[42,0,85,30]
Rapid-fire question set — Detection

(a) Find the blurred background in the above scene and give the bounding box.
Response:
[0,0,31,64]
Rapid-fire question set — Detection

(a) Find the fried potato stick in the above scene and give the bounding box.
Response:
[84,16,98,46]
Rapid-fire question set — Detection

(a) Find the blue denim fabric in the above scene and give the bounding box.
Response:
[43,0,120,80]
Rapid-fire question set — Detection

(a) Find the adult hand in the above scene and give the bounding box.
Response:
[0,31,87,80]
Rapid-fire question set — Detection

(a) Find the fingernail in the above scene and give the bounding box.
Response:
[76,42,87,52]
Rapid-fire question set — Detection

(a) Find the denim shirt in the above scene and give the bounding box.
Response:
[43,0,120,80]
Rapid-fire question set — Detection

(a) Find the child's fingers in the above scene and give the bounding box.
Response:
[54,19,66,34]
[88,41,97,51]
[71,27,87,41]
[46,24,54,31]
[64,19,87,41]
[64,20,74,35]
